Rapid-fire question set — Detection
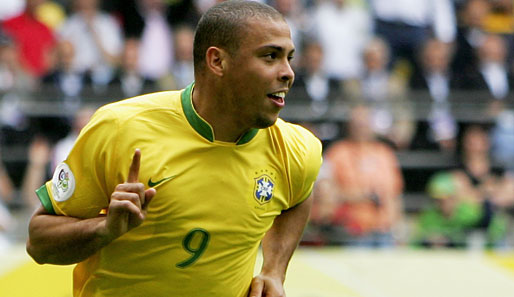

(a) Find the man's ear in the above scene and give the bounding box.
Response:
[205,46,228,76]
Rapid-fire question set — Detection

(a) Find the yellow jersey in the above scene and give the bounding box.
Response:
[36,83,322,297]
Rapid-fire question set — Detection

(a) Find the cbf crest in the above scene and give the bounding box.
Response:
[254,174,275,204]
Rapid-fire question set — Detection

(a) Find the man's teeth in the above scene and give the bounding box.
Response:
[270,92,286,98]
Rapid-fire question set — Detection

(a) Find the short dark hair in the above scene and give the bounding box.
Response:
[193,0,284,73]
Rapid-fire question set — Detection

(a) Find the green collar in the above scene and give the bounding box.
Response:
[181,82,258,145]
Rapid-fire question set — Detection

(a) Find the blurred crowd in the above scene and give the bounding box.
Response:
[0,0,513,250]
[304,106,514,249]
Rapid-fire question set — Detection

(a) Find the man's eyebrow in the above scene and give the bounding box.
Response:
[260,45,296,55]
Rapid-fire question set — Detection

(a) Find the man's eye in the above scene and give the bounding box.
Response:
[288,56,294,61]
[265,53,277,59]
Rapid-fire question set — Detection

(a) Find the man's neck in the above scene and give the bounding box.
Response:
[191,84,250,143]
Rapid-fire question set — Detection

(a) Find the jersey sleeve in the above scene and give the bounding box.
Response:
[288,125,323,207]
[36,107,120,218]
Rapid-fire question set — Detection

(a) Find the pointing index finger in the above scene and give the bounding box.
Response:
[127,149,141,183]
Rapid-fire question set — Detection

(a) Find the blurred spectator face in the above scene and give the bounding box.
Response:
[26,0,46,13]
[303,42,323,74]
[57,40,75,71]
[139,0,165,11]
[122,38,140,72]
[437,196,457,217]
[479,35,507,63]
[422,39,451,73]
[73,107,95,133]
[74,0,99,12]
[491,0,513,11]
[463,125,490,155]
[363,38,389,72]
[428,172,459,217]
[0,43,18,71]
[274,0,296,15]
[334,0,346,8]
[348,106,374,142]
[174,27,194,62]
[462,0,490,27]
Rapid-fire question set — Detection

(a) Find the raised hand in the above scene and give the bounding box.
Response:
[104,149,156,241]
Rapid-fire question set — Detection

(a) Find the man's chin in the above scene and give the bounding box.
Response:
[254,115,279,129]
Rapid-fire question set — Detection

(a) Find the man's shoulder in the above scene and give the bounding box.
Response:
[272,118,320,143]
[269,119,322,159]
[99,90,182,117]
[85,90,185,132]
[270,119,323,204]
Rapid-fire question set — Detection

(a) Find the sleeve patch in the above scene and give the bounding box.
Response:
[51,162,76,202]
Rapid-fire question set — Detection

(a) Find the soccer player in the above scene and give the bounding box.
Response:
[26,1,322,296]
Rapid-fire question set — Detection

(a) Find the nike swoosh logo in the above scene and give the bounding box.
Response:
[148,175,177,187]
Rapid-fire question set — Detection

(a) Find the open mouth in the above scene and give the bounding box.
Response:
[267,91,286,106]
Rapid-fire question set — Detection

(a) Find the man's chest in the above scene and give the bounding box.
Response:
[138,144,291,233]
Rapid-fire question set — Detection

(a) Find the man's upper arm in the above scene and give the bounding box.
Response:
[35,108,118,218]
[291,126,323,207]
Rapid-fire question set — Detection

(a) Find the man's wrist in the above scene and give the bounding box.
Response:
[259,268,286,283]
[94,217,115,247]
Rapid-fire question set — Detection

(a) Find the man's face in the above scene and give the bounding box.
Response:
[221,18,295,129]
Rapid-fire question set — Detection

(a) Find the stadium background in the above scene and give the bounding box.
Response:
[1,0,514,296]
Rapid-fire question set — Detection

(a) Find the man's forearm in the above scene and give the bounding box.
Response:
[260,196,313,281]
[27,207,110,265]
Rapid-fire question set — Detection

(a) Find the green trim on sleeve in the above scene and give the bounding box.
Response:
[35,184,56,214]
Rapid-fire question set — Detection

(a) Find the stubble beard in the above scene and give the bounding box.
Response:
[254,113,279,129]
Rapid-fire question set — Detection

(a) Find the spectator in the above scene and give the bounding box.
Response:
[20,136,51,209]
[412,171,507,249]
[410,39,456,101]
[410,39,458,152]
[0,135,52,248]
[289,40,343,116]
[0,195,13,251]
[455,124,514,211]
[307,0,372,81]
[491,110,514,171]
[136,0,174,81]
[303,163,346,246]
[0,34,37,92]
[41,39,92,106]
[58,0,123,90]
[454,33,513,116]
[0,34,33,142]
[368,0,456,73]
[319,105,405,246]
[483,0,514,66]
[345,37,415,150]
[477,34,512,102]
[109,38,155,98]
[270,0,308,68]
[1,0,57,78]
[166,0,207,28]
[0,132,17,250]
[0,147,15,205]
[451,0,490,78]
[160,25,195,90]
[421,103,459,152]
[453,124,513,248]
[50,106,95,170]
